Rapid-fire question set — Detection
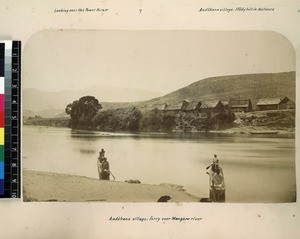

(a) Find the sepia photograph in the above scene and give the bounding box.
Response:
[22,30,296,203]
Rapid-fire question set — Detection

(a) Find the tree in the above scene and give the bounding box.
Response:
[141,108,163,132]
[126,107,142,131]
[65,96,102,127]
[161,112,176,132]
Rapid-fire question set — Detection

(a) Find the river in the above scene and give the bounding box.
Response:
[23,125,296,203]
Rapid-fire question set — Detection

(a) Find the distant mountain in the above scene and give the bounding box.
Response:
[143,72,295,109]
[24,72,295,118]
[23,85,162,112]
[23,109,68,118]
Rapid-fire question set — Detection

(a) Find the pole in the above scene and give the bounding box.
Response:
[206,165,211,170]
[109,171,116,181]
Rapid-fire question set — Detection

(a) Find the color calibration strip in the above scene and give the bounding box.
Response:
[0,41,21,198]
[0,43,4,195]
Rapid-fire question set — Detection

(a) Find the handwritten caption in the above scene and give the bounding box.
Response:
[54,8,109,14]
[109,216,202,223]
[199,7,275,13]
[53,6,278,14]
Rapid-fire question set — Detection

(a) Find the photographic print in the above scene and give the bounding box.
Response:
[22,30,296,203]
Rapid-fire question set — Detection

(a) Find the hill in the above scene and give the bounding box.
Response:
[24,72,295,133]
[143,71,295,109]
[23,72,295,118]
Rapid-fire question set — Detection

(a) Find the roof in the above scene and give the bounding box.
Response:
[280,97,294,104]
[165,102,184,110]
[256,98,281,106]
[186,101,201,110]
[200,100,221,109]
[229,99,250,108]
[221,101,229,106]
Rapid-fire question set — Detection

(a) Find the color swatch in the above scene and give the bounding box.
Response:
[0,41,21,198]
[0,43,4,194]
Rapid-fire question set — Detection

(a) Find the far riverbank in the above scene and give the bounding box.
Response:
[23,118,295,138]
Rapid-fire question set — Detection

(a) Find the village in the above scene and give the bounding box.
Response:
[23,95,296,134]
[160,96,295,114]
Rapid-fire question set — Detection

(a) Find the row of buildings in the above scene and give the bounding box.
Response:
[160,97,295,113]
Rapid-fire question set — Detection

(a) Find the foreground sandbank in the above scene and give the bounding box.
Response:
[23,170,200,202]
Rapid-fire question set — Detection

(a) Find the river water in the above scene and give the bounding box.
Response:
[23,125,296,203]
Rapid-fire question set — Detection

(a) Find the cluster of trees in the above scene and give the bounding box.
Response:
[66,96,235,132]
[92,107,177,132]
[179,111,235,132]
[92,107,142,132]
[65,96,102,128]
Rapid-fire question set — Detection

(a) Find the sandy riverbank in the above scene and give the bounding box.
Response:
[23,170,200,202]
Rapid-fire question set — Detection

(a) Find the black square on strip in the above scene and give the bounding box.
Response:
[0,43,4,76]
[12,141,18,148]
[12,88,18,95]
[12,72,18,79]
[12,152,17,158]
[12,57,18,64]
[0,59,4,76]
[0,43,4,58]
[12,167,17,175]
[12,128,17,134]
[12,183,17,191]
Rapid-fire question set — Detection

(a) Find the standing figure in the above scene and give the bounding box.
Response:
[97,149,105,179]
[100,157,110,180]
[210,165,226,202]
[207,154,223,187]
[206,154,224,201]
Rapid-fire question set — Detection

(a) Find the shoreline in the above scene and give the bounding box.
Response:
[23,170,201,202]
[23,108,295,137]
[23,123,295,137]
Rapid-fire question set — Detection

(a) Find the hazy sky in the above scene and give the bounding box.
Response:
[23,30,295,94]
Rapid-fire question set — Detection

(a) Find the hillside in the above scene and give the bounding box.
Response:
[24,71,296,133]
[144,71,295,109]
[23,71,295,118]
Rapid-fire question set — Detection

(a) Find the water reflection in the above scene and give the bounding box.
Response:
[78,149,97,155]
[23,125,296,203]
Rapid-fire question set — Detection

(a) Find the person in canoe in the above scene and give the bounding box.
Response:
[100,157,110,180]
[206,154,223,183]
[97,149,105,179]
[206,154,225,202]
[211,164,226,202]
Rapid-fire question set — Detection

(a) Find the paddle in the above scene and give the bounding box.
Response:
[109,171,116,181]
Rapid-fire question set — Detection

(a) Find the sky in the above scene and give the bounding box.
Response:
[23,30,295,94]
